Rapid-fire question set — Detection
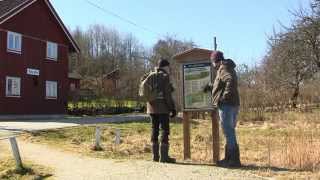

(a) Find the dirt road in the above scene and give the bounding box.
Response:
[0,140,264,180]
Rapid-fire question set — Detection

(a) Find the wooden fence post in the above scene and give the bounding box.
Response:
[115,129,121,145]
[94,127,102,151]
[211,110,220,163]
[183,111,191,160]
[9,137,23,170]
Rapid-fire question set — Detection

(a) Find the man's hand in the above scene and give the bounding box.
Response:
[170,109,177,118]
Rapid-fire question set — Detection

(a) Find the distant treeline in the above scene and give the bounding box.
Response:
[68,0,320,111]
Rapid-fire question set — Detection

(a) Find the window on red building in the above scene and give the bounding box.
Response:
[7,31,22,53]
[46,81,58,99]
[46,41,58,60]
[6,76,21,97]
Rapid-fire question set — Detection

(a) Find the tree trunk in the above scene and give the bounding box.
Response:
[290,84,300,108]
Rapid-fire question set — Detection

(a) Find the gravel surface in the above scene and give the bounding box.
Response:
[1,140,265,180]
[0,114,149,132]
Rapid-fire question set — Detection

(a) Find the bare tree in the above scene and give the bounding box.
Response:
[70,25,148,99]
[291,0,320,69]
[263,28,317,107]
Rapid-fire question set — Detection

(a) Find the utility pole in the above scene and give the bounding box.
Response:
[213,37,217,50]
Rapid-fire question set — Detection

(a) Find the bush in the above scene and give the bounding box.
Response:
[67,100,145,116]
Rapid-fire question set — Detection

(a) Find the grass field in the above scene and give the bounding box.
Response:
[22,110,320,178]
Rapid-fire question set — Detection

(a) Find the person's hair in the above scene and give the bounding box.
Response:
[158,58,170,68]
[210,51,224,62]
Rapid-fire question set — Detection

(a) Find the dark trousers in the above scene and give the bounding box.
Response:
[150,114,170,144]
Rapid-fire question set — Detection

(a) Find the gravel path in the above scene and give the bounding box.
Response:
[1,140,265,180]
[0,114,149,132]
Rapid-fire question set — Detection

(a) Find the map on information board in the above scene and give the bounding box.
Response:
[183,62,213,110]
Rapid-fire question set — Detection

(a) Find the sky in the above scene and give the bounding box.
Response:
[51,0,311,66]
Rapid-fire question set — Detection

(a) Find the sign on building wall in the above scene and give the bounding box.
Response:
[182,62,213,111]
[27,68,40,76]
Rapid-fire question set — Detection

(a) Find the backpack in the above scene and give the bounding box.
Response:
[139,70,163,102]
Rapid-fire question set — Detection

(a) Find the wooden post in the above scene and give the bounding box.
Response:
[183,111,191,160]
[211,110,220,163]
[93,127,102,151]
[9,137,23,170]
[214,37,217,50]
[115,129,121,145]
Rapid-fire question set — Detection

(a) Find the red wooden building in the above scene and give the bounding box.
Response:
[0,0,80,115]
[103,69,120,96]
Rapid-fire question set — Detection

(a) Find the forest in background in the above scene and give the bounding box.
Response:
[69,0,320,111]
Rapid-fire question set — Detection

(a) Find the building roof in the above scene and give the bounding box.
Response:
[0,0,30,18]
[173,48,213,61]
[104,69,120,80]
[0,0,80,53]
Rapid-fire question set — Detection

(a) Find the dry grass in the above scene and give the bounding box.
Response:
[235,110,320,179]
[23,122,154,160]
[23,110,320,178]
[0,152,52,180]
[277,134,320,171]
[0,131,15,138]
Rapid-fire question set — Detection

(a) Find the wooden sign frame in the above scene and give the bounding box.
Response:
[173,48,220,164]
[181,61,220,163]
[182,111,219,163]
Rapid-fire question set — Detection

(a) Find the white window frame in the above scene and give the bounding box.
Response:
[46,81,58,99]
[46,41,58,60]
[7,31,22,54]
[6,76,21,97]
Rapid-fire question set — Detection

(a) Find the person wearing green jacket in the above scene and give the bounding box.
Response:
[145,59,177,163]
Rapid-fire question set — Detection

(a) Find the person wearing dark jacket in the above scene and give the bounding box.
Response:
[145,58,177,163]
[204,51,241,167]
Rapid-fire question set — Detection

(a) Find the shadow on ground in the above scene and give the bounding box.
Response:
[175,161,294,173]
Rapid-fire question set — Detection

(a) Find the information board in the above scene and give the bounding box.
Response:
[183,62,213,110]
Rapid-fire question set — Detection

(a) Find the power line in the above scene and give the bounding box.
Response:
[84,0,162,38]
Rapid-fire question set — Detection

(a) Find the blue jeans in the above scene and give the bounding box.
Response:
[218,104,239,149]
